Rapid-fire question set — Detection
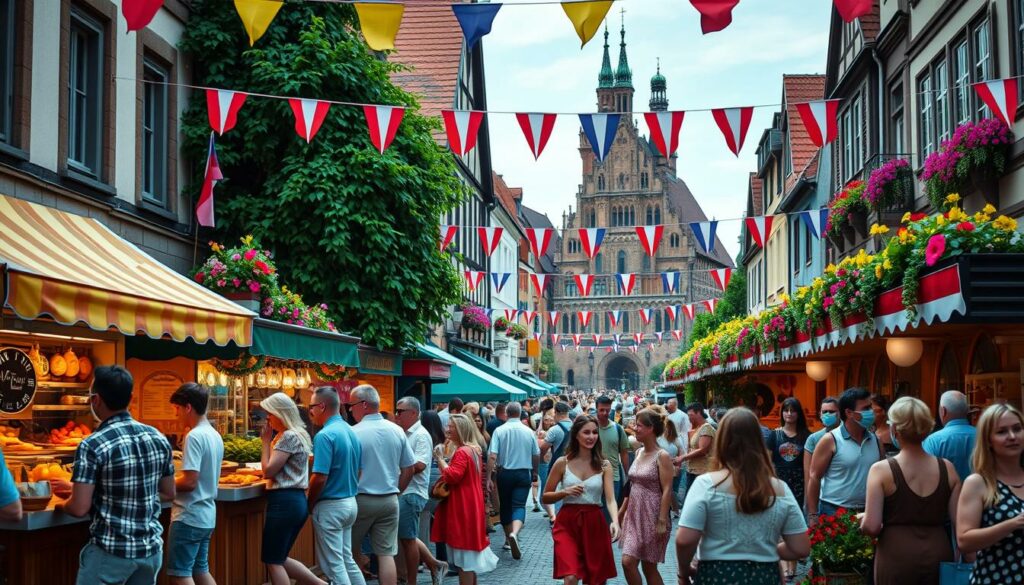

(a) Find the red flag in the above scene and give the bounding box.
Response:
[546,311,560,328]
[577,311,593,328]
[196,132,222,228]
[439,225,458,251]
[530,273,549,296]
[795,100,841,147]
[464,271,485,291]
[833,0,872,23]
[122,0,163,31]
[710,268,733,291]
[672,330,684,341]
[442,110,485,156]
[689,0,740,34]
[289,98,331,143]
[515,113,557,159]
[643,111,685,157]
[974,79,1019,127]
[206,89,248,135]
[635,225,664,256]
[574,274,595,297]
[525,227,555,259]
[363,105,404,153]
[711,106,753,156]
[477,227,503,257]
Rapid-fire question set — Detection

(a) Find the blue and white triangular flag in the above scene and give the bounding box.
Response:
[485,308,495,319]
[689,220,718,253]
[451,3,502,50]
[579,113,620,162]
[800,208,829,239]
[661,272,680,294]
[490,272,511,293]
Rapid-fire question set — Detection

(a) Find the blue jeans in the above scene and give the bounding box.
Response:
[76,542,162,585]
[496,469,532,526]
[538,460,550,496]
[167,521,214,578]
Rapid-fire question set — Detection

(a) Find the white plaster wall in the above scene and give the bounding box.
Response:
[28,0,60,171]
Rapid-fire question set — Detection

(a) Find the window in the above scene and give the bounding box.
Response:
[594,253,602,274]
[646,206,653,224]
[953,39,971,126]
[890,83,904,154]
[1016,0,1024,96]
[973,19,992,118]
[565,281,577,297]
[654,206,661,224]
[629,206,635,225]
[804,218,812,265]
[937,345,963,392]
[622,313,629,331]
[669,233,680,248]
[588,208,596,227]
[68,9,105,178]
[598,174,605,190]
[919,72,935,157]
[616,251,627,274]
[142,59,169,206]
[640,172,649,189]
[654,312,662,332]
[839,95,863,179]
[934,58,950,143]
[0,0,14,146]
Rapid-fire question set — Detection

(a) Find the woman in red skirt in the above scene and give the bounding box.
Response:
[543,415,620,585]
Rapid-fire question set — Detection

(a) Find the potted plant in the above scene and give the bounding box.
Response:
[493,316,509,332]
[806,508,875,584]
[506,323,528,340]
[865,158,913,212]
[826,181,870,244]
[921,117,1012,208]
[192,236,279,310]
[459,304,491,334]
[261,286,336,332]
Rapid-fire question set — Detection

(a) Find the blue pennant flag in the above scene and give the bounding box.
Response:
[689,220,718,253]
[485,308,495,319]
[661,272,680,294]
[490,272,511,293]
[579,113,621,162]
[800,208,829,239]
[452,3,503,50]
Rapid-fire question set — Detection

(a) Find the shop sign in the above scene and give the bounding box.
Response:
[363,353,396,372]
[0,348,37,414]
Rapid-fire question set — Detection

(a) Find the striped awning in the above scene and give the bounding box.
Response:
[0,194,253,346]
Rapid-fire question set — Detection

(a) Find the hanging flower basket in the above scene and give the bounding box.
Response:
[865,158,913,211]
[493,317,509,332]
[826,181,869,240]
[921,117,1012,209]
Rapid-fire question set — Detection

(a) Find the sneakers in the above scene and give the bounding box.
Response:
[509,533,522,560]
[532,501,541,512]
[431,561,449,585]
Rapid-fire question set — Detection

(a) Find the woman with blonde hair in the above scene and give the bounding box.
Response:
[675,407,809,584]
[432,413,498,585]
[258,392,325,585]
[956,403,1024,585]
[861,397,960,585]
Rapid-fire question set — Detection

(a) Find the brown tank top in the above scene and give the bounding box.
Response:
[882,456,951,527]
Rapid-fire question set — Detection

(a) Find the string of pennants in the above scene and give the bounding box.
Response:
[465,267,735,296]
[121,1,876,50]
[476,308,717,337]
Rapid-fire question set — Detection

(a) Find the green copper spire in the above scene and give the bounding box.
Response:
[613,13,632,89]
[598,24,614,89]
[650,58,668,111]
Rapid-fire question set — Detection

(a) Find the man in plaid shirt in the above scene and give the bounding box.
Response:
[51,365,175,585]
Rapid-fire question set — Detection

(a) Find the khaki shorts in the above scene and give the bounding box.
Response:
[351,493,400,557]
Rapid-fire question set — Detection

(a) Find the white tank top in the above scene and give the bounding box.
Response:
[562,464,604,506]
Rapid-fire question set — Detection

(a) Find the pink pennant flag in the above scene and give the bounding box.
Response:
[516,113,557,159]
[523,311,536,326]
[593,334,603,345]
[666,305,679,321]
[608,310,621,327]
[572,334,583,346]
[464,270,485,291]
[533,332,542,342]
[689,0,740,34]
[440,225,458,251]
[289,98,331,143]
[442,109,485,156]
[833,0,872,23]
[795,99,840,147]
[633,332,644,345]
[639,308,653,325]
[974,79,1019,127]
[635,225,664,256]
[574,274,595,297]
[577,311,593,328]
[682,304,696,320]
[363,105,404,153]
[504,309,519,323]
[530,273,549,296]
[547,311,560,328]
[643,111,685,157]
[477,227,504,257]
[745,215,774,249]
[525,227,555,259]
[551,333,561,345]
[711,106,753,156]
[206,89,248,135]
[704,299,719,314]
[122,0,163,31]
[672,329,684,341]
[710,268,733,291]
[616,273,636,295]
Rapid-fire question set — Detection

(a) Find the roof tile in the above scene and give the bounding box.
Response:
[783,74,826,192]
[389,2,466,119]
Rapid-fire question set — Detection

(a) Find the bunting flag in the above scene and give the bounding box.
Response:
[547,311,561,328]
[616,273,636,295]
[196,132,221,228]
[578,228,606,258]
[363,105,404,153]
[711,107,753,155]
[833,0,872,23]
[973,79,1019,127]
[577,311,593,328]
[551,333,561,345]
[795,99,841,147]
[490,272,511,293]
[504,309,519,323]
[666,305,679,321]
[636,225,664,256]
[689,220,718,253]
[234,0,283,45]
[593,334,603,345]
[689,0,740,34]
[206,89,248,135]
[560,0,614,47]
[635,332,647,346]
[439,225,458,251]
[441,110,485,156]
[525,227,555,259]
[516,113,557,159]
[477,227,504,257]
[572,334,583,346]
[533,332,542,342]
[639,308,653,325]
[464,270,485,291]
[574,274,595,297]
[704,298,719,314]
[122,0,163,31]
[745,215,774,249]
[800,208,829,239]
[613,334,622,345]
[710,268,733,291]
[644,111,685,157]
[354,2,405,51]
[523,311,537,325]
[608,345,616,353]
[530,273,549,296]
[629,345,639,353]
[579,113,621,161]
[288,98,331,143]
[682,304,696,320]
[608,310,621,327]
[451,3,502,49]
[672,330,684,341]
[661,271,680,294]
[485,308,495,319]
[654,332,664,344]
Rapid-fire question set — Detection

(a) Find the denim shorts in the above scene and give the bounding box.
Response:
[398,493,428,539]
[167,521,214,577]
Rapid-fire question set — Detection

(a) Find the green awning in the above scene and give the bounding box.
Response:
[519,372,556,395]
[452,348,547,397]
[249,319,360,367]
[417,344,527,402]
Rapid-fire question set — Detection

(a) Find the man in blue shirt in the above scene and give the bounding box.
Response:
[0,449,22,522]
[923,390,976,482]
[308,386,363,585]
[487,402,539,560]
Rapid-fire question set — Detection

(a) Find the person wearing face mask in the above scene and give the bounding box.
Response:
[803,398,840,490]
[805,387,884,524]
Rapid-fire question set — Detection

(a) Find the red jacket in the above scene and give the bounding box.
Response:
[431,446,489,551]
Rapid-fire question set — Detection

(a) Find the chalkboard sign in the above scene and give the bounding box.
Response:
[0,348,37,414]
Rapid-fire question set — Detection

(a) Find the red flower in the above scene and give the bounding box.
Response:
[254,260,271,275]
[925,234,947,267]
[897,227,908,237]
[957,221,975,232]
[194,272,205,283]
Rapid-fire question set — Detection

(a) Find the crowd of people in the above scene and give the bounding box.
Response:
[0,366,1022,585]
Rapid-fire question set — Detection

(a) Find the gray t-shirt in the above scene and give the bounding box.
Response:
[172,420,224,529]
[269,430,310,490]
[545,421,569,455]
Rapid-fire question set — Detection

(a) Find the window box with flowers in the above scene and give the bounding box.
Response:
[460,303,491,334]
[921,118,1012,209]
[826,181,870,246]
[192,236,279,311]
[493,317,509,332]
[261,286,336,332]
[864,158,913,215]
[505,323,528,340]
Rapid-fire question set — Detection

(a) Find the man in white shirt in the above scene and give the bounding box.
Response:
[666,398,691,440]
[486,402,539,560]
[168,383,224,585]
[393,397,434,584]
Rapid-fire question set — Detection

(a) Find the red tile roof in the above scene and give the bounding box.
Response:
[783,74,825,193]
[859,1,880,42]
[749,172,763,217]
[390,1,466,121]
[493,172,524,229]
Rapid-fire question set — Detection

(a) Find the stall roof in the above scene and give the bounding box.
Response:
[0,194,253,346]
[517,371,557,395]
[452,347,548,397]
[417,343,527,402]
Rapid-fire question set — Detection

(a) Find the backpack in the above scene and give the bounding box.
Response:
[550,421,572,461]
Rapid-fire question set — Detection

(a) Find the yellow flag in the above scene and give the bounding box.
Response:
[234,0,284,46]
[355,3,405,52]
[560,0,613,47]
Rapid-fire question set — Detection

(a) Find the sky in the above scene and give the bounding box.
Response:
[481,0,833,261]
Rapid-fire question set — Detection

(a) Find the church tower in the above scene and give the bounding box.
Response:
[649,59,668,111]
[596,18,634,113]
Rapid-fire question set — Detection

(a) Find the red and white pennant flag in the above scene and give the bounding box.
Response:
[574,274,595,297]
[551,333,560,345]
[546,311,560,328]
[629,345,639,353]
[577,311,593,328]
[682,304,696,320]
[974,79,1019,127]
[666,305,679,321]
[525,227,555,259]
[571,334,583,346]
[608,310,621,327]
[533,332,542,342]
[633,332,644,345]
[207,89,247,135]
[795,99,841,148]
[710,268,732,291]
[516,113,557,159]
[464,271,485,291]
[639,308,653,325]
[196,132,222,228]
[477,227,503,257]
[439,225,458,251]
[643,111,685,157]
[745,215,774,249]
[635,225,664,256]
[530,273,549,296]
[704,299,719,314]
[441,110,485,156]
[833,0,872,23]
[289,98,331,143]
[654,332,664,344]
[712,106,753,156]
[616,273,636,295]
[363,105,404,153]
[689,0,740,34]
[672,330,684,341]
[593,334,603,345]
[504,309,519,323]
[578,228,606,259]
[523,311,536,325]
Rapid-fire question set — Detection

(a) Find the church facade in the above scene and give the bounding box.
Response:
[552,24,733,392]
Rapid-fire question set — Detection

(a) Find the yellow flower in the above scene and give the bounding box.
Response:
[901,212,912,224]
[946,193,961,204]
[875,265,883,279]
[883,259,892,270]
[869,223,890,236]
[935,214,947,226]
[947,207,966,222]
[993,215,1018,232]
[982,204,997,215]
[898,230,915,244]
[824,263,837,275]
[779,293,791,304]
[974,212,991,223]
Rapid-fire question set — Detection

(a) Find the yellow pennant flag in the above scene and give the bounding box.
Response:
[561,0,613,47]
[234,0,284,46]
[355,3,405,52]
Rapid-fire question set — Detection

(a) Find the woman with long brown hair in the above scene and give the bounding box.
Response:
[544,415,619,585]
[956,403,1024,585]
[675,407,810,584]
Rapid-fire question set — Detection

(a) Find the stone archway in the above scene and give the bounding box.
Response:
[599,352,644,393]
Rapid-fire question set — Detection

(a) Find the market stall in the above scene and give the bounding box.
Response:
[416,343,529,403]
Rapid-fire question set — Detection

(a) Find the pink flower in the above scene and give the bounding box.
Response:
[231,254,241,261]
[232,278,241,287]
[823,296,834,310]
[216,279,226,287]
[925,234,947,266]
[244,249,257,261]
[248,281,261,293]
[194,272,205,283]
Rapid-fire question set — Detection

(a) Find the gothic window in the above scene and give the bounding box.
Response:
[589,209,596,227]
[595,253,603,274]
[641,172,649,189]
[629,206,636,225]
[642,255,650,272]
[655,313,662,331]
[618,174,625,189]
[571,314,578,333]
[646,206,653,224]
[617,250,627,273]
[622,313,630,331]
[598,175,605,190]
[670,233,680,248]
[566,281,578,296]
[655,206,661,224]
[562,316,568,334]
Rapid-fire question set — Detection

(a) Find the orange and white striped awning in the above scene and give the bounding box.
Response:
[0,194,253,346]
